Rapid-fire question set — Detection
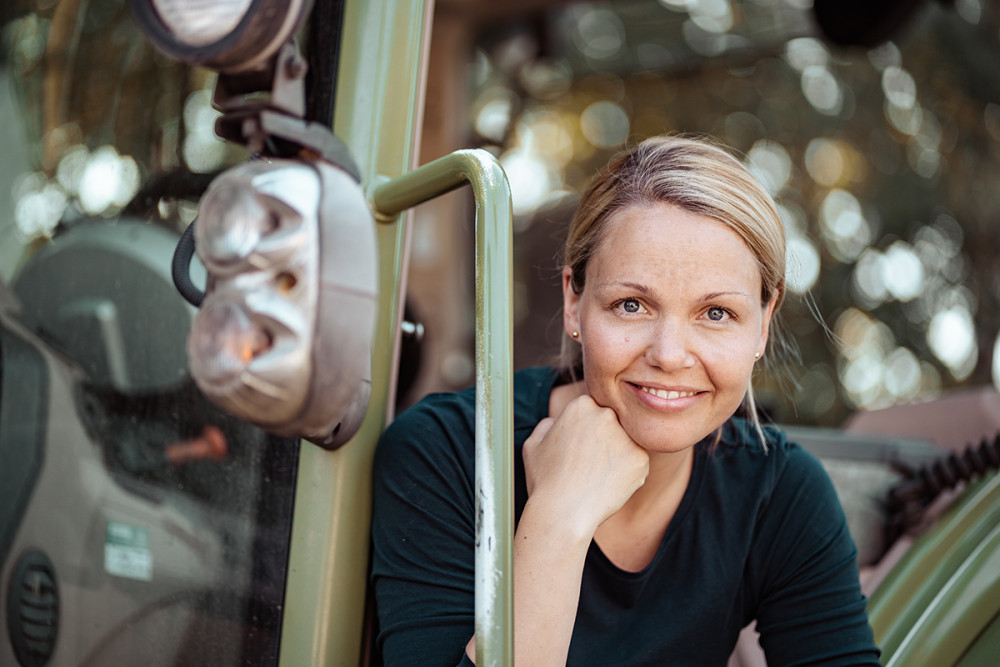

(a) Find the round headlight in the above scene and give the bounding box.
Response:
[130,0,313,72]
[151,0,253,48]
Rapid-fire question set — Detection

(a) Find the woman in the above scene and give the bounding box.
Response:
[371,136,880,665]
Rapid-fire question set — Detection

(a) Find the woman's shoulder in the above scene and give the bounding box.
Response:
[394,364,557,422]
[706,418,835,503]
[377,366,558,461]
[714,417,820,462]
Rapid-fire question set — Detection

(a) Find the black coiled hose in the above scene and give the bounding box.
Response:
[885,431,1000,544]
[172,220,205,307]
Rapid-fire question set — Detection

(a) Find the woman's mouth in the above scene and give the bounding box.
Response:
[637,385,698,400]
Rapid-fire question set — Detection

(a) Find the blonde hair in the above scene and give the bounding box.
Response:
[560,135,786,443]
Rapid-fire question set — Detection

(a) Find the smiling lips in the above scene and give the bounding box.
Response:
[638,385,699,400]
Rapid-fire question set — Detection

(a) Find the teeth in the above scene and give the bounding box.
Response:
[640,386,696,400]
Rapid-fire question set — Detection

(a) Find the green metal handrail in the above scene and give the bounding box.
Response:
[372,149,515,667]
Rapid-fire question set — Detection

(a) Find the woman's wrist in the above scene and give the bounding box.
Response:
[519,491,601,548]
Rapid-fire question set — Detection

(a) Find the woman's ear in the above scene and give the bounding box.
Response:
[562,267,582,339]
[757,295,778,358]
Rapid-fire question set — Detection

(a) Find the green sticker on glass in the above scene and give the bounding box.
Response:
[104,521,153,581]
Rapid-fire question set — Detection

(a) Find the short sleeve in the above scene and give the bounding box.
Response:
[750,445,881,666]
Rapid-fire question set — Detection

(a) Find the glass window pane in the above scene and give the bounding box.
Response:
[1,3,297,665]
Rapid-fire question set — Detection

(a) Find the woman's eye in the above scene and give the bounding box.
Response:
[620,299,642,313]
[611,298,645,315]
[706,306,730,321]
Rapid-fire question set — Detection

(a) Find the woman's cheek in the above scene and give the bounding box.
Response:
[703,343,756,391]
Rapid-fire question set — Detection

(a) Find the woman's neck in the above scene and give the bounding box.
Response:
[621,446,694,517]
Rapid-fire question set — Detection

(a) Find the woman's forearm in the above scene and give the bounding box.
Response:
[465,494,594,665]
[463,396,648,664]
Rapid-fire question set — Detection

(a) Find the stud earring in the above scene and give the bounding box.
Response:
[754,352,761,359]
[571,330,579,339]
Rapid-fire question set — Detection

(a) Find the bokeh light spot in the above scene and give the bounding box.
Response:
[820,189,871,261]
[853,248,888,307]
[14,181,67,239]
[882,66,916,109]
[580,101,630,149]
[571,7,625,61]
[784,37,828,72]
[885,101,923,135]
[786,235,820,294]
[992,332,1000,392]
[78,145,140,215]
[183,89,227,172]
[474,89,515,142]
[800,66,842,116]
[882,241,924,302]
[805,138,844,187]
[747,139,791,195]
[689,0,734,34]
[500,148,554,216]
[928,305,977,379]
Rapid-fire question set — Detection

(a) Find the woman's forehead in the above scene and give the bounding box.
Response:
[597,202,754,257]
[589,203,762,291]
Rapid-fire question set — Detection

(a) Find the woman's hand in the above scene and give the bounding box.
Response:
[522,394,650,537]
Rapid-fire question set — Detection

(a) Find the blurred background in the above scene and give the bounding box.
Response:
[2,0,1000,429]
[411,0,1000,430]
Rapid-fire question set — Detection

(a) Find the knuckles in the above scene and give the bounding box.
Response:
[563,394,618,425]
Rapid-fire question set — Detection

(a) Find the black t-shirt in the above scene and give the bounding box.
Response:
[371,367,880,665]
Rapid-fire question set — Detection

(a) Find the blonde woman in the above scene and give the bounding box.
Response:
[372,136,879,666]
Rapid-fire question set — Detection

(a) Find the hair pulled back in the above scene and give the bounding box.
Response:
[561,135,786,371]
[559,136,786,438]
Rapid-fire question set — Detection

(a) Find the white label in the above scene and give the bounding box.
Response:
[104,521,153,581]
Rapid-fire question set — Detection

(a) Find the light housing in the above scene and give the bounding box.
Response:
[130,0,313,72]
[188,159,377,448]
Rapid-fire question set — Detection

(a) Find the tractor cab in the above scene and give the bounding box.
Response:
[2,1,1000,665]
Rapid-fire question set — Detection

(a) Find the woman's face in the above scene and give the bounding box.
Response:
[563,202,776,454]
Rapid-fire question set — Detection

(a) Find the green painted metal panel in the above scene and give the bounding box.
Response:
[884,521,1000,665]
[279,1,431,665]
[955,612,1000,667]
[869,472,1000,665]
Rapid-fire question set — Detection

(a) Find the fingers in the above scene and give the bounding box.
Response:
[526,416,555,447]
[522,394,649,532]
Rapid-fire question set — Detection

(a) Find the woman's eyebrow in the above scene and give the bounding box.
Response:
[597,281,652,294]
[701,291,756,304]
[595,283,756,306]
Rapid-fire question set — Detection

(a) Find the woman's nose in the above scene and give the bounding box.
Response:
[643,317,695,369]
